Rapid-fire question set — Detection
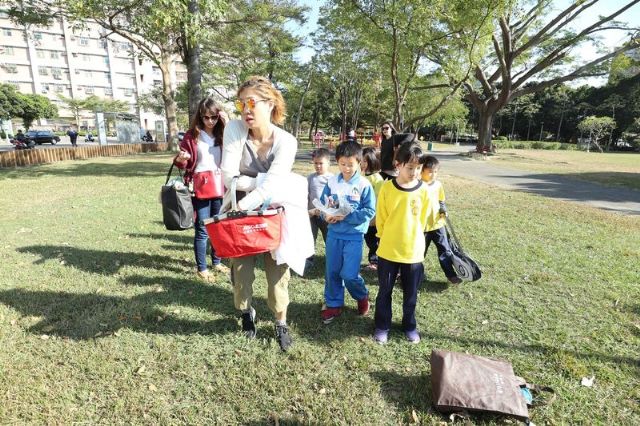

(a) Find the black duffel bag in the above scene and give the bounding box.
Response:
[161,164,194,231]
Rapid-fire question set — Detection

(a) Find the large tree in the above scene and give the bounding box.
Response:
[18,93,58,130]
[463,0,640,151]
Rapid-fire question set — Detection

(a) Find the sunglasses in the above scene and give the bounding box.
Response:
[234,98,268,113]
[382,126,390,130]
[202,114,219,121]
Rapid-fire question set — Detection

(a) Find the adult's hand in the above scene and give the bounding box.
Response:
[175,150,191,162]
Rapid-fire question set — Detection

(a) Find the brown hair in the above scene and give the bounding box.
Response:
[188,97,225,146]
[237,75,286,125]
[362,146,381,174]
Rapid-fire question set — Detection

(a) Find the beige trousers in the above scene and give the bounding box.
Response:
[231,253,290,314]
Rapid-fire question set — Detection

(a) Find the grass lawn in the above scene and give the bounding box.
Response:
[1,152,639,424]
[491,149,640,190]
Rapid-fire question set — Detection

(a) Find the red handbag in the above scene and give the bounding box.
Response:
[203,177,284,258]
[193,169,224,199]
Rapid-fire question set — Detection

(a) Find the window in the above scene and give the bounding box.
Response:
[50,51,59,59]
[2,64,18,74]
[104,88,113,96]
[52,68,62,79]
[41,84,49,93]
[2,29,11,37]
[123,88,134,96]
[138,58,143,66]
[85,71,92,78]
[38,66,48,76]
[55,85,64,93]
[103,57,109,65]
[139,74,144,83]
[34,32,43,40]
[79,37,89,46]
[36,50,45,59]
[99,39,107,49]
[2,46,14,55]
[85,87,94,94]
[0,11,8,18]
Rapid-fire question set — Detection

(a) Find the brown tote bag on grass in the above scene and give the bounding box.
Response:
[430,349,554,423]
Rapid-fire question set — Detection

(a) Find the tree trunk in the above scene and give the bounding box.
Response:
[556,109,564,142]
[160,53,178,151]
[293,71,313,139]
[186,0,202,120]
[476,108,493,152]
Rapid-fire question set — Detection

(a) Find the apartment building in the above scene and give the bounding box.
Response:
[0,9,187,133]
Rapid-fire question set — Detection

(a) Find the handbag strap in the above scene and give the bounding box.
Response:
[165,163,184,185]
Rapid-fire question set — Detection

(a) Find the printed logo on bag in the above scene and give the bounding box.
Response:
[493,373,505,394]
[242,223,268,234]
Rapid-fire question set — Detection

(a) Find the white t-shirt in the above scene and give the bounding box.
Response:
[194,131,221,173]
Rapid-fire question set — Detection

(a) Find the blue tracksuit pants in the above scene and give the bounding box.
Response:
[424,227,458,279]
[324,235,368,308]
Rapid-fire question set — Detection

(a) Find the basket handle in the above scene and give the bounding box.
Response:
[230,175,239,211]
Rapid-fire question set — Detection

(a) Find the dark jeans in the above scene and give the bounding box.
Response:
[375,257,424,332]
[424,227,457,278]
[364,225,378,264]
[307,215,328,265]
[193,197,222,272]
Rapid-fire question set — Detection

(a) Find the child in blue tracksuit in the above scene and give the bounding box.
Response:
[320,141,376,324]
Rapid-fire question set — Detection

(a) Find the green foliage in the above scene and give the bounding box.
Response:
[11,92,58,130]
[0,83,25,120]
[492,140,577,150]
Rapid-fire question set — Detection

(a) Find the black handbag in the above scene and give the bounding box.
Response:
[161,164,194,231]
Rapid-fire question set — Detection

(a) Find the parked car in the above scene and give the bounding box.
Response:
[27,130,61,145]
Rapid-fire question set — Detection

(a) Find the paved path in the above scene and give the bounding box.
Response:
[433,148,640,216]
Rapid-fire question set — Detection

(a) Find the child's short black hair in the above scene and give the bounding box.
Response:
[361,147,381,173]
[394,142,423,165]
[392,133,416,149]
[420,155,440,169]
[312,147,331,161]
[335,140,362,162]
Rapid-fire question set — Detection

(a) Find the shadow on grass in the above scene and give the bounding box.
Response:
[370,371,435,418]
[18,245,186,275]
[0,154,171,181]
[126,232,193,246]
[0,277,238,340]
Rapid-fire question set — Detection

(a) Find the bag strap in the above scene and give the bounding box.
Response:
[165,163,184,185]
[445,216,464,252]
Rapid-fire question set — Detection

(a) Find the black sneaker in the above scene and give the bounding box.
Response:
[275,324,293,352]
[241,308,256,339]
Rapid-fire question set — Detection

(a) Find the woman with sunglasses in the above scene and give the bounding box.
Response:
[174,97,229,282]
[221,75,298,352]
[379,121,398,180]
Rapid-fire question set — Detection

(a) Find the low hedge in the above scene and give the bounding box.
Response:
[492,140,576,150]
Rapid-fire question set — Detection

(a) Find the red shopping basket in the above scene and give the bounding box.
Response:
[203,177,284,258]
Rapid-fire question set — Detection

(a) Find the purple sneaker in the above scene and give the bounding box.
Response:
[373,328,389,345]
[405,329,420,343]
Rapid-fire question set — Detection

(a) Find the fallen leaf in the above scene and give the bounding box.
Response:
[135,365,146,375]
[234,349,243,356]
[318,388,326,395]
[481,320,489,325]
[172,309,181,314]
[40,334,50,340]
[359,336,366,343]
[157,316,165,323]
[154,287,164,293]
[581,376,595,387]
[10,319,17,326]
[59,260,66,265]
[113,331,122,337]
[410,409,419,423]
[148,384,157,392]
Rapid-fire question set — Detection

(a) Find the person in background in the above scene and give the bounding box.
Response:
[221,75,298,352]
[320,141,376,324]
[174,97,229,282]
[360,146,384,271]
[67,127,79,147]
[306,147,334,273]
[379,121,397,180]
[374,141,430,344]
[420,155,462,284]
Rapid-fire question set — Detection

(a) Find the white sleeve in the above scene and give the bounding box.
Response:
[221,120,256,191]
[237,128,297,210]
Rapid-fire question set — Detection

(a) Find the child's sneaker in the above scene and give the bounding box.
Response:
[405,329,421,344]
[373,328,388,345]
[321,307,342,324]
[448,276,463,284]
[357,296,370,316]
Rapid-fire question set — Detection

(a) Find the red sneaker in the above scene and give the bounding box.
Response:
[357,296,370,316]
[321,307,342,324]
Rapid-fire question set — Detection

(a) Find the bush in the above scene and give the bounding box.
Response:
[0,130,6,139]
[492,140,576,151]
[496,135,508,141]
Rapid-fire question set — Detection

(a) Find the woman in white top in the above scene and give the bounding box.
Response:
[174,97,230,282]
[221,76,298,352]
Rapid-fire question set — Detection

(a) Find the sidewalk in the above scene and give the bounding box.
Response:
[433,148,640,216]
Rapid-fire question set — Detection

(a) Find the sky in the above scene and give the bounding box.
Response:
[288,0,640,86]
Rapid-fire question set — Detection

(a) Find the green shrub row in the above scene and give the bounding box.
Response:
[492,140,577,150]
